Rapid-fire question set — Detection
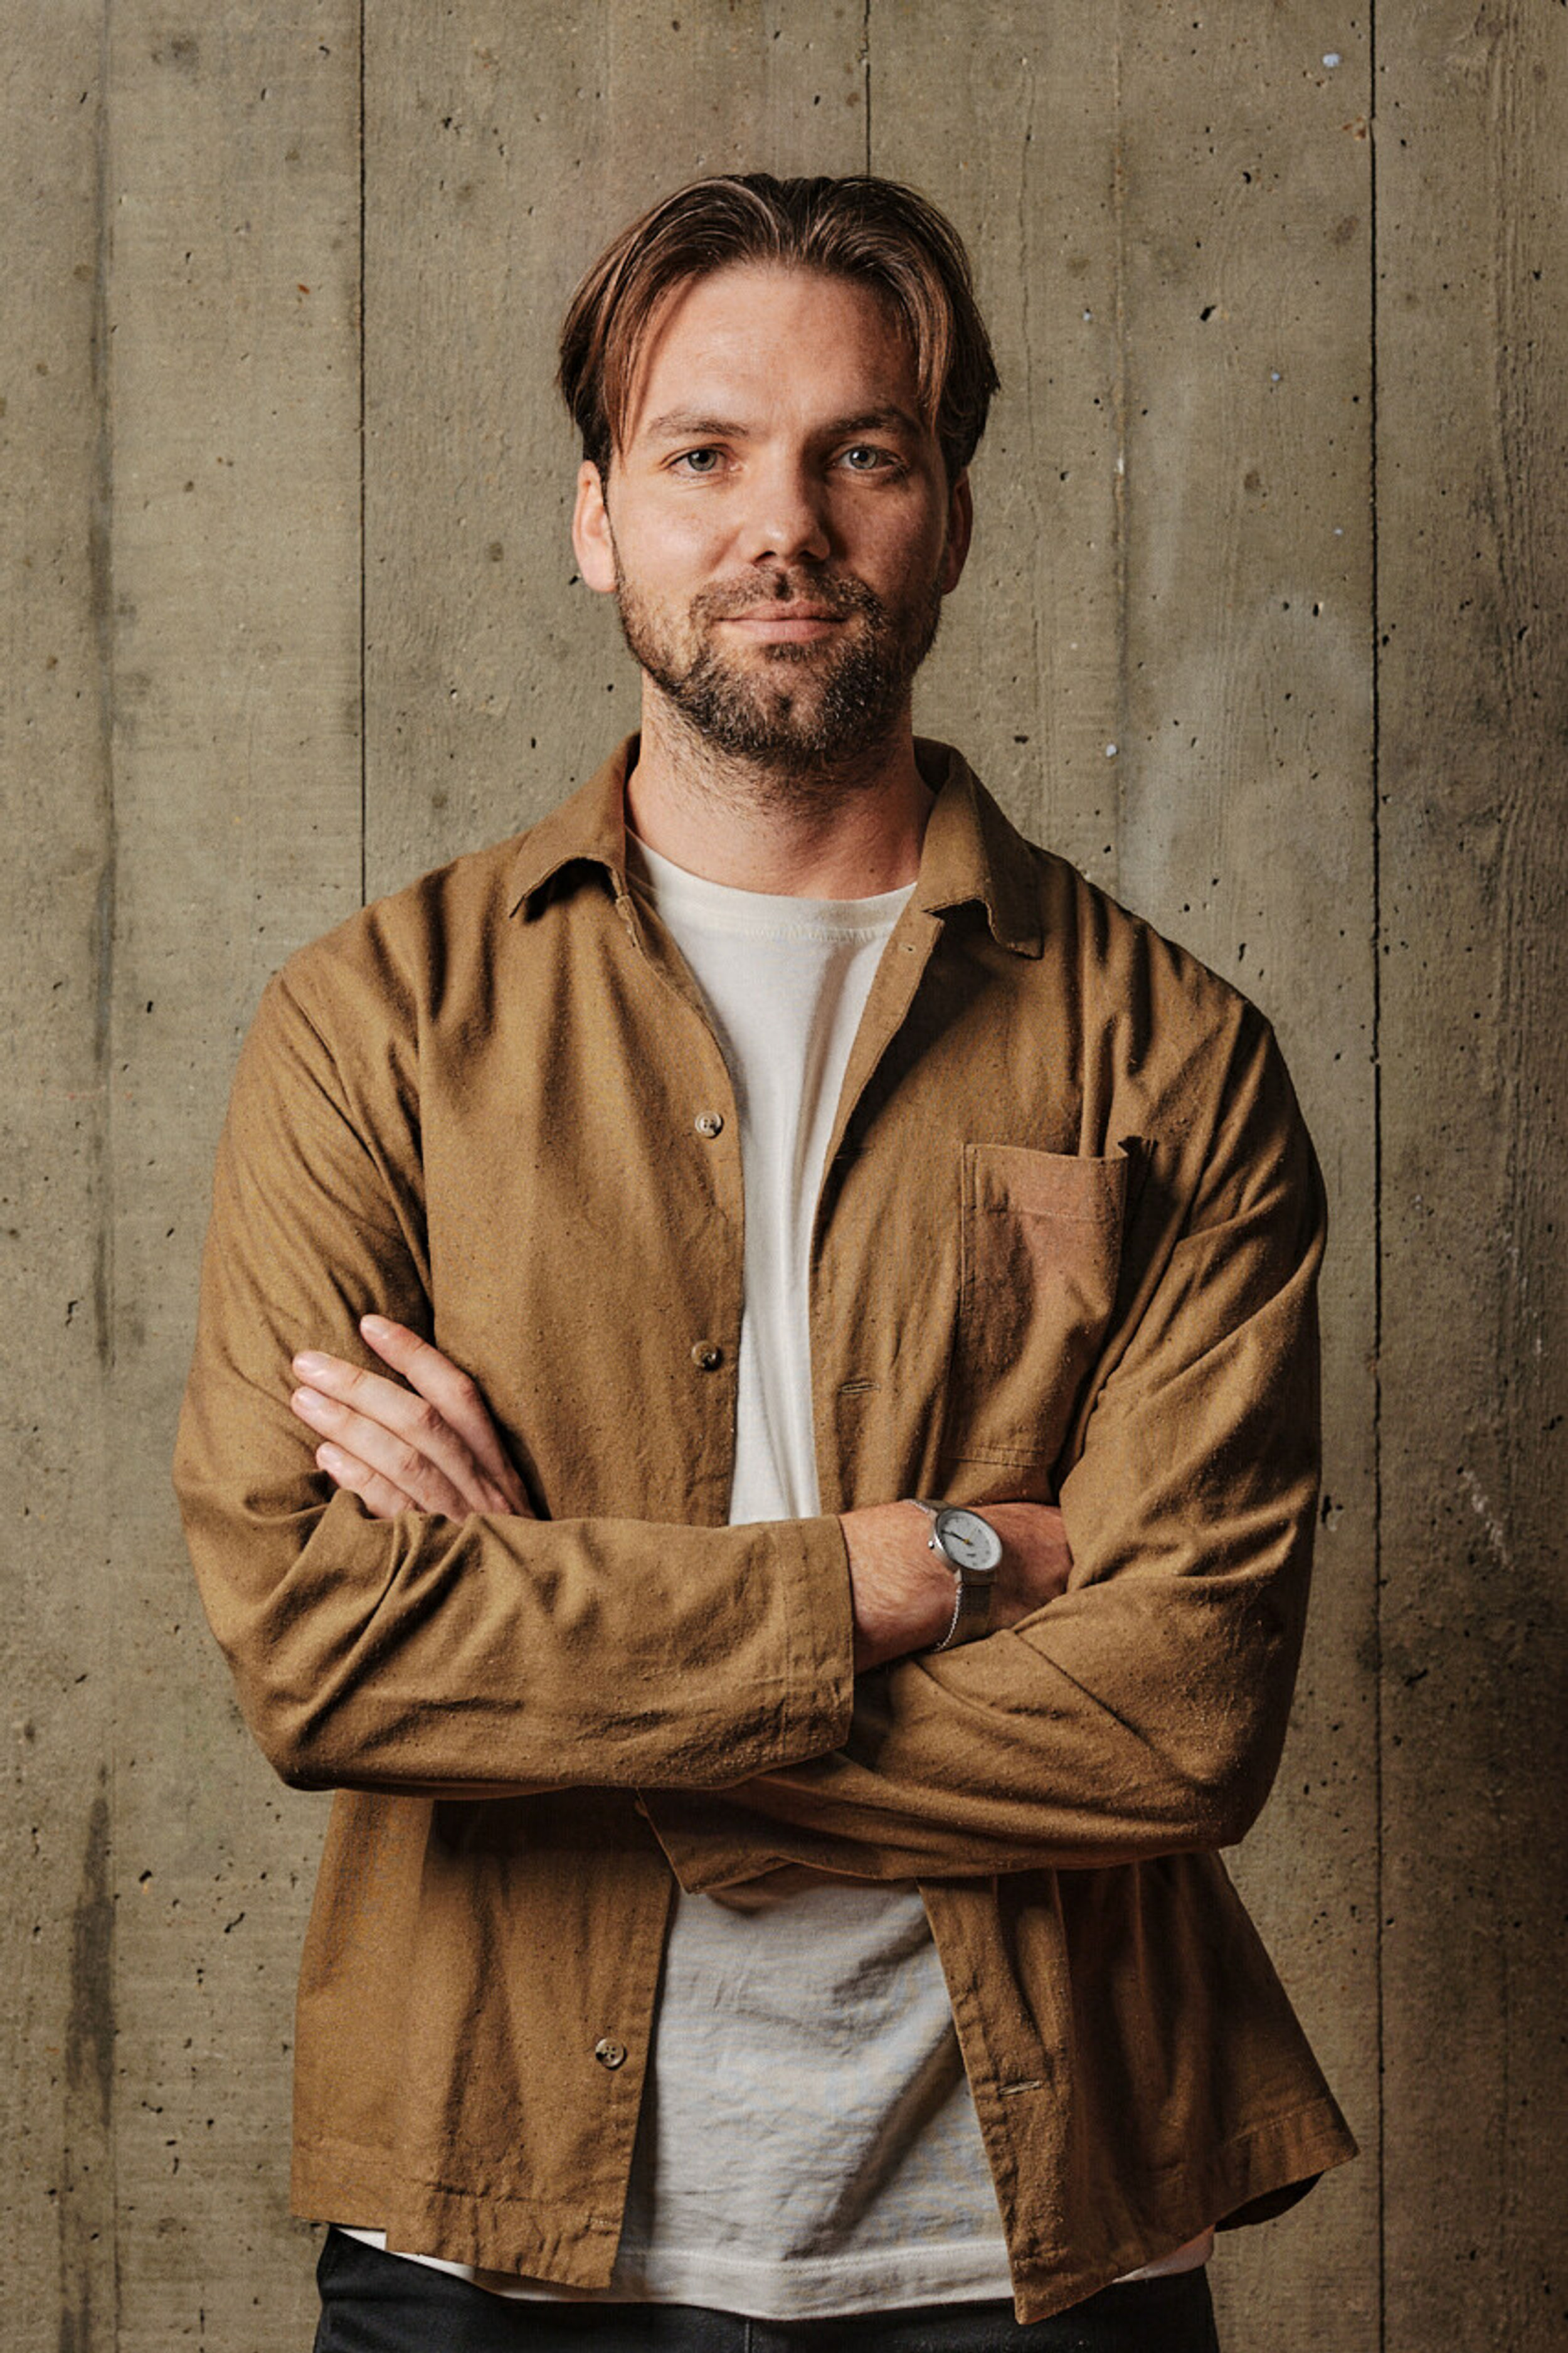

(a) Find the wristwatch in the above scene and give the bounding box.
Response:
[909,1500,1004,1650]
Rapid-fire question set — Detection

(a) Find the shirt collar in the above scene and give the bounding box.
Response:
[506,733,1043,958]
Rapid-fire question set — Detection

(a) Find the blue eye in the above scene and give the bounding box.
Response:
[677,448,722,475]
[842,445,891,472]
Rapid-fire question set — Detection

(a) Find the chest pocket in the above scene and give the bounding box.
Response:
[942,1143,1128,1469]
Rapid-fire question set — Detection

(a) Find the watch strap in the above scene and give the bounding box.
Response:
[934,1566,995,1650]
[910,1499,999,1652]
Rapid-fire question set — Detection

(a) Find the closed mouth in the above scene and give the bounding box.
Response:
[724,607,843,622]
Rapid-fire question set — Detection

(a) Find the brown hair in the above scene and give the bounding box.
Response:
[557,173,999,486]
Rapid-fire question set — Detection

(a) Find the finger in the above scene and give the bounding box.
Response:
[289,1349,506,1517]
[314,1440,419,1524]
[290,1381,490,1520]
[358,1315,530,1509]
[358,1315,532,1514]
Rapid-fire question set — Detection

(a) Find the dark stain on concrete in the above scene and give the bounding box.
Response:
[66,1778,114,2129]
[91,854,114,1073]
[57,1769,115,2352]
[87,0,117,1382]
[58,2279,91,2353]
[90,1169,112,1371]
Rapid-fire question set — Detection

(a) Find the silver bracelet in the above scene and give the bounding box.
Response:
[932,1575,966,1652]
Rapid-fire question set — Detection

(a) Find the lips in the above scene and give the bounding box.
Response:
[725,612,838,630]
[719,611,848,647]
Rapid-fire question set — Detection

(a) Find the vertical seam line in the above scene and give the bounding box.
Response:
[1367,8,1385,2349]
[358,0,368,909]
[95,10,121,2329]
[1112,1,1128,858]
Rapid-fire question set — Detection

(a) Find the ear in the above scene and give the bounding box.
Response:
[571,460,618,594]
[938,469,973,595]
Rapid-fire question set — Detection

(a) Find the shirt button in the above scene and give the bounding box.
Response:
[694,1111,724,1139]
[692,1343,724,1372]
[594,2038,628,2070]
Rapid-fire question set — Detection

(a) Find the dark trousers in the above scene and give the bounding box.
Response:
[312,2230,1222,2352]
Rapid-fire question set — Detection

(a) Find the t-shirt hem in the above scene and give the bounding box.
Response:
[330,2226,1210,2318]
[334,2226,1019,2317]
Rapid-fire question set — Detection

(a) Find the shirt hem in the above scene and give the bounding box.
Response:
[298,2088,1352,2325]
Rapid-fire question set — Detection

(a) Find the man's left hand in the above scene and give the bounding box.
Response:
[290,1316,533,1522]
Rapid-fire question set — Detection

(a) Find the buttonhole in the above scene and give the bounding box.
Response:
[998,2079,1045,2097]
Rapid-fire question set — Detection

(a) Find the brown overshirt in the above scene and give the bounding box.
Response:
[174,736,1356,2324]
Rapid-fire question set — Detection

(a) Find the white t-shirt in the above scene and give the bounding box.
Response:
[606,841,1016,2317]
[343,832,1210,2313]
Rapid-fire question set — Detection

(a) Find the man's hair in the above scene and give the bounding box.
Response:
[557,173,999,486]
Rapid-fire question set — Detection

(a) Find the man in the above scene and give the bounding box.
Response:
[176,174,1355,2350]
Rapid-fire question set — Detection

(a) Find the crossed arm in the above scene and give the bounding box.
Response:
[288,1315,1075,1674]
[178,963,1323,1874]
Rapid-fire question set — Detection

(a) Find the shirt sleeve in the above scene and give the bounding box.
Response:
[174,968,855,1799]
[640,1009,1327,1883]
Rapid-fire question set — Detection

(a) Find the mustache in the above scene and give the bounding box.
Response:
[691,570,885,625]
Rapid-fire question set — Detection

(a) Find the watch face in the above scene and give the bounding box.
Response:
[935,1507,1003,1577]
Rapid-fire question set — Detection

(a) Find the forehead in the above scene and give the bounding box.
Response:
[620,263,923,445]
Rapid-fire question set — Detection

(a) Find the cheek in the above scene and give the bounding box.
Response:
[844,489,948,575]
[615,497,731,578]
[862,528,946,610]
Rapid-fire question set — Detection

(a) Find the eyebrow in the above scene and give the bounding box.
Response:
[638,404,924,445]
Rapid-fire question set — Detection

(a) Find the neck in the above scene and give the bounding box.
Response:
[623,684,935,898]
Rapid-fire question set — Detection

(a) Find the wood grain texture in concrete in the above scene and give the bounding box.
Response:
[3,21,118,2349]
[4,8,364,2349]
[1377,6,1568,2348]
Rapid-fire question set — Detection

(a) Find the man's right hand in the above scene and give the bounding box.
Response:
[290,1322,1069,1676]
[840,1500,1073,1672]
[290,1315,533,1522]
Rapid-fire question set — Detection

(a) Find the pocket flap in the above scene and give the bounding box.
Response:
[967,1142,1129,1230]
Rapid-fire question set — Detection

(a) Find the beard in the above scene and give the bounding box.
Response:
[611,554,945,774]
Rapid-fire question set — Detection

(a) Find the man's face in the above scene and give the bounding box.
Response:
[572,263,972,770]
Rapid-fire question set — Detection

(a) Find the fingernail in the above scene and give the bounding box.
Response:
[294,1351,328,1376]
[360,1314,389,1337]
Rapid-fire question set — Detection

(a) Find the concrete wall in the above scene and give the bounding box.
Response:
[3,5,1562,2345]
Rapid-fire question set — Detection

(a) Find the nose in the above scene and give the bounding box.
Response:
[738,454,833,570]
